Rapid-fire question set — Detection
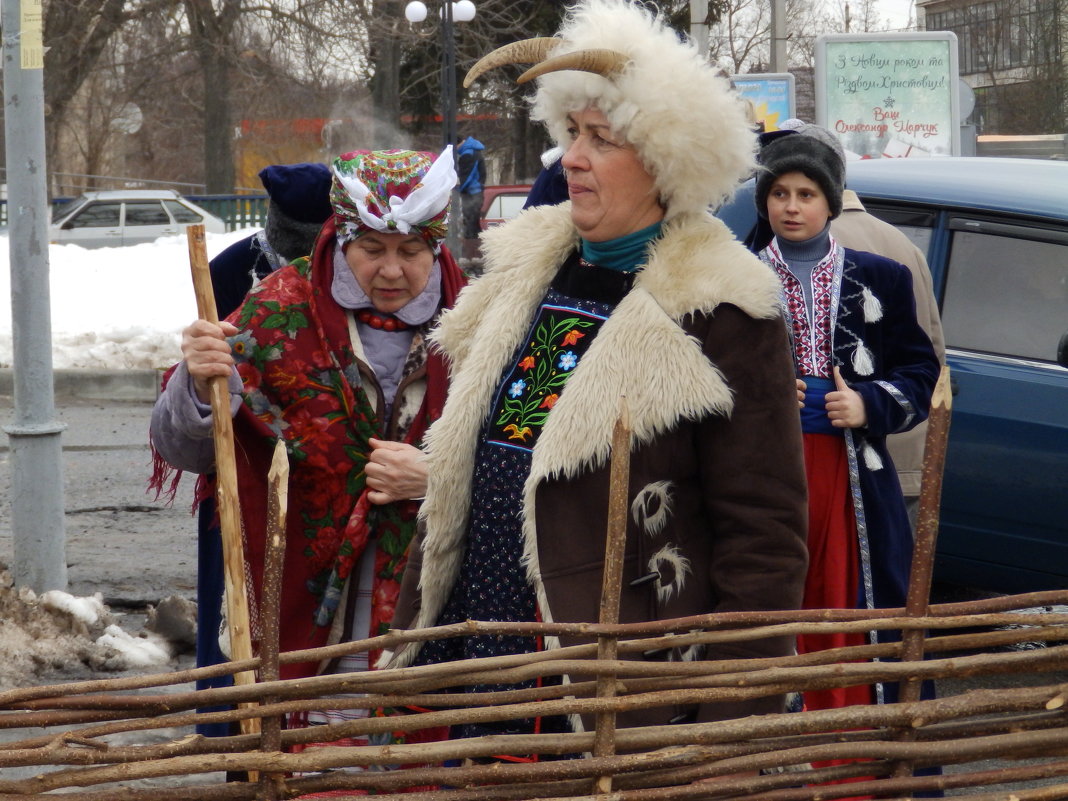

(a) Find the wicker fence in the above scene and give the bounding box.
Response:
[1,596,1067,799]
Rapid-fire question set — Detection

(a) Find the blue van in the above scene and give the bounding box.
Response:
[717,157,1068,593]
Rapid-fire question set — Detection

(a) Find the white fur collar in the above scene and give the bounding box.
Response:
[392,203,782,663]
[433,203,780,360]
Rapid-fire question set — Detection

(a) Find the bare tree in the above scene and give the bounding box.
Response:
[48,0,819,194]
[709,0,772,73]
[182,0,242,192]
[709,0,835,73]
[828,0,896,33]
[42,0,179,192]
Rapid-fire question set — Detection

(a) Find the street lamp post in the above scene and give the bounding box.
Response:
[404,0,476,257]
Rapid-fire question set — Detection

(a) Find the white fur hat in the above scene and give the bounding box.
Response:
[523,0,756,219]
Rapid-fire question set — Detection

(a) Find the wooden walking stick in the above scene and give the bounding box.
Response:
[592,398,631,794]
[185,225,260,738]
[893,364,952,782]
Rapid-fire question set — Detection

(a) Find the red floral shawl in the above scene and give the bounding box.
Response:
[175,220,462,679]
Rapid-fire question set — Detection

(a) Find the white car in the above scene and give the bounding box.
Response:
[50,189,226,248]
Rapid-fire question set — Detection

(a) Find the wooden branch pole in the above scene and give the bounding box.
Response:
[259,440,290,799]
[186,225,260,735]
[900,366,953,673]
[592,398,631,794]
[894,365,952,781]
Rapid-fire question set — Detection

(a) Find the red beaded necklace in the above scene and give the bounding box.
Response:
[356,309,411,332]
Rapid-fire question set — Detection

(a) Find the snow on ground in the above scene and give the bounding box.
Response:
[0,228,257,370]
[0,232,247,687]
[0,571,175,688]
[0,569,198,688]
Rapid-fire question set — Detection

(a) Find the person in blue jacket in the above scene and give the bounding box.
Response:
[754,125,939,713]
[456,135,486,255]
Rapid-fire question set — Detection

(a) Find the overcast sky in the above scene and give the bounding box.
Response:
[877,0,917,29]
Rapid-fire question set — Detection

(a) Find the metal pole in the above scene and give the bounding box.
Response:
[2,0,68,592]
[689,0,710,59]
[444,0,457,151]
[770,0,787,72]
[439,5,450,152]
[441,1,462,258]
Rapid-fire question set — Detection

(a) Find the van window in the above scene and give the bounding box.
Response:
[940,226,1068,362]
[124,202,170,226]
[68,203,121,228]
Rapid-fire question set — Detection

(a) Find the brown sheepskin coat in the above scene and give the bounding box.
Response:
[390,202,809,726]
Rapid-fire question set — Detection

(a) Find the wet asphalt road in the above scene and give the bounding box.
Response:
[0,394,198,606]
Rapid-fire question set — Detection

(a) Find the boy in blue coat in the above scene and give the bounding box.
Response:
[755,126,939,712]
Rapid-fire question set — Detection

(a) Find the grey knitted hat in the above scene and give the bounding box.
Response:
[755,125,846,220]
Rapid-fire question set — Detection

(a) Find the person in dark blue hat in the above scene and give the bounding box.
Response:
[522,146,569,210]
[209,162,333,318]
[193,161,332,740]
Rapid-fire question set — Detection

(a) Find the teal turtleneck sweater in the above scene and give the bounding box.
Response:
[580,221,663,273]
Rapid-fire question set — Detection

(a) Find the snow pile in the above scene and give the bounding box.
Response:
[40,588,110,626]
[96,624,174,668]
[0,570,196,689]
[0,229,256,370]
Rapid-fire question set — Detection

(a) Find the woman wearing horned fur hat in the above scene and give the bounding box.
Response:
[388,0,808,734]
[150,148,465,697]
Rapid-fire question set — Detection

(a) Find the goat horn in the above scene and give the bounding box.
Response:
[517,49,629,84]
[463,38,560,88]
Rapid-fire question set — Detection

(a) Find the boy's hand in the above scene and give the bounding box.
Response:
[825,366,867,428]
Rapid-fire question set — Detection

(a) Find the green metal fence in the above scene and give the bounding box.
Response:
[186,195,269,231]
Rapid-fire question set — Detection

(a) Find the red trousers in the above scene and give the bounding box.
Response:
[797,433,874,712]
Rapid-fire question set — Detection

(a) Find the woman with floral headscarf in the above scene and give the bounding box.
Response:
[150,148,465,694]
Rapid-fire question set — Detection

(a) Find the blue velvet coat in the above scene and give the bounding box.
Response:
[763,242,939,621]
[832,247,938,620]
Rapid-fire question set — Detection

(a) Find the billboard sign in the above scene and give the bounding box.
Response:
[815,32,960,158]
[731,73,796,132]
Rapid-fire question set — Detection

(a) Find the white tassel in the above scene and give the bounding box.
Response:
[861,287,883,322]
[852,343,875,375]
[862,443,884,471]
